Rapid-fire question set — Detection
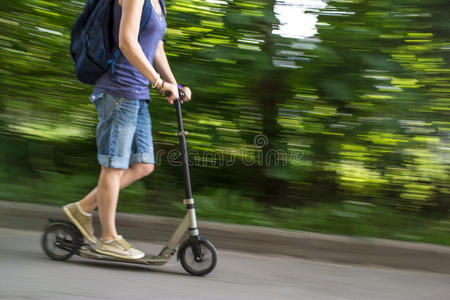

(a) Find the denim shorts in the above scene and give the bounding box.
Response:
[89,92,155,169]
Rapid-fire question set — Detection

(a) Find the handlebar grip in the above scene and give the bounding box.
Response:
[164,88,185,100]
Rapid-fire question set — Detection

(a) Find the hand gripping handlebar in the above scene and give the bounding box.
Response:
[164,88,185,100]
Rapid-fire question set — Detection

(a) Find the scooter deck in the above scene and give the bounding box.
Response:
[78,246,169,266]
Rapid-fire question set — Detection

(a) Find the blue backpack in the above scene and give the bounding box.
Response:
[70,0,156,84]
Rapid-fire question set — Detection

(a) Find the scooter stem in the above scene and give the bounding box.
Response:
[174,98,193,200]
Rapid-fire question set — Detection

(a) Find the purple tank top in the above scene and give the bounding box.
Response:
[94,0,167,100]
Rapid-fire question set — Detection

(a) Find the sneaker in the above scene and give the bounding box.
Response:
[95,235,145,260]
[63,202,97,244]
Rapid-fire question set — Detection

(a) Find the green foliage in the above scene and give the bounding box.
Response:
[0,0,449,244]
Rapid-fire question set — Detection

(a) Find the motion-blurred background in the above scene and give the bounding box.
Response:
[0,0,449,245]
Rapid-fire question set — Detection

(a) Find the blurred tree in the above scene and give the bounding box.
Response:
[0,0,448,239]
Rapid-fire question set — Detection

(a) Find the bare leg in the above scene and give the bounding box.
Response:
[79,163,154,214]
[96,167,123,241]
[80,163,154,241]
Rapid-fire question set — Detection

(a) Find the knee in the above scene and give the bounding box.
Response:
[133,164,155,179]
[99,167,125,183]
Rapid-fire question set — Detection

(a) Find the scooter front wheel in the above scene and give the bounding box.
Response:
[179,237,217,276]
[41,222,80,261]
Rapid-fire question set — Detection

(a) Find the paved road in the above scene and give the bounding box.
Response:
[0,228,449,300]
[2,201,450,274]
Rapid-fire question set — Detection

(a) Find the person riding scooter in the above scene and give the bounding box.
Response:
[63,0,191,260]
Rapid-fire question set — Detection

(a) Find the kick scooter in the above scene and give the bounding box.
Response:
[41,90,218,276]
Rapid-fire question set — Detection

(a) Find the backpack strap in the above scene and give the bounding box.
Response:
[160,0,166,17]
[159,0,167,43]
[139,0,152,39]
[109,49,121,76]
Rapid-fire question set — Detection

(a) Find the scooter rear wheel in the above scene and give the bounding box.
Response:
[179,237,217,276]
[41,222,80,261]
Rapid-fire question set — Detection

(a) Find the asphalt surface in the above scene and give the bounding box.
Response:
[2,201,450,274]
[0,228,449,300]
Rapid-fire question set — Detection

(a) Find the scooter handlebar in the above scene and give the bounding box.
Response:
[164,88,185,100]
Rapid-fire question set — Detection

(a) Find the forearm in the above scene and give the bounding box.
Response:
[153,40,177,85]
[120,40,160,84]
